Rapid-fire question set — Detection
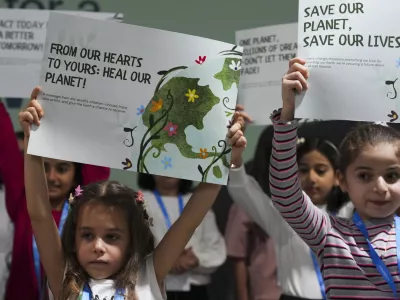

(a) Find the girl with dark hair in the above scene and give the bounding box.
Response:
[138,174,226,300]
[296,137,353,217]
[20,88,241,300]
[0,99,110,300]
[267,56,400,299]
[227,110,353,300]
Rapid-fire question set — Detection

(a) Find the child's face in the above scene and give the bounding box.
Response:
[298,150,337,205]
[75,203,129,280]
[339,142,400,219]
[44,158,76,204]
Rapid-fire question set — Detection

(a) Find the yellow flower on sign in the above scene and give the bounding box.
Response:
[185,89,199,103]
[199,148,208,159]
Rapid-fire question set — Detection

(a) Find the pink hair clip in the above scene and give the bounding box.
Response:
[135,190,144,203]
[74,185,83,197]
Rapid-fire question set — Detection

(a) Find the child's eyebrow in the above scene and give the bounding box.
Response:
[78,226,125,233]
[354,166,372,171]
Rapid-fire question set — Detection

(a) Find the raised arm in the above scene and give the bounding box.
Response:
[0,100,25,221]
[21,88,65,298]
[228,164,299,244]
[153,112,247,285]
[269,58,331,251]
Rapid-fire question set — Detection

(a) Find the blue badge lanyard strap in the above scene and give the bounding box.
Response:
[353,212,400,298]
[32,200,69,294]
[154,190,184,229]
[310,249,327,300]
[82,283,124,300]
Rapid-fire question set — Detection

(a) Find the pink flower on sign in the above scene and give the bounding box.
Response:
[136,190,144,203]
[164,122,178,136]
[74,185,83,197]
[195,56,206,64]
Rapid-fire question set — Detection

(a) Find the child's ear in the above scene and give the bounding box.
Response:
[336,169,347,193]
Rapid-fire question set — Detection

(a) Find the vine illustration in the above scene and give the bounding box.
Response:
[219,45,243,57]
[223,97,235,117]
[197,140,232,182]
[136,89,175,173]
[120,55,238,180]
[155,66,188,94]
[123,126,137,147]
[121,65,187,172]
[385,78,398,99]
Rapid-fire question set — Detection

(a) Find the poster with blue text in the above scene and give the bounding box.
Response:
[27,12,243,184]
[296,0,400,123]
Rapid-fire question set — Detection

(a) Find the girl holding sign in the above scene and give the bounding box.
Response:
[0,100,110,300]
[227,119,351,300]
[266,57,400,298]
[19,87,244,300]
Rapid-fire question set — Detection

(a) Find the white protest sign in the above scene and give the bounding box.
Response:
[0,9,122,98]
[296,0,400,123]
[28,12,242,185]
[236,23,297,125]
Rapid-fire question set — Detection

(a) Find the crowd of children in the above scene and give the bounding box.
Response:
[1,53,400,300]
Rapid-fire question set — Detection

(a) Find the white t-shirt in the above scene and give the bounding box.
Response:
[0,188,13,299]
[143,191,226,291]
[48,255,166,300]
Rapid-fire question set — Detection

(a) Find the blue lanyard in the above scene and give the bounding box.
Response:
[32,200,69,296]
[82,283,124,300]
[154,190,184,229]
[353,212,400,298]
[310,249,327,300]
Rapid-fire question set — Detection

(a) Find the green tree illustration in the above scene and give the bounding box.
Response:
[123,45,243,181]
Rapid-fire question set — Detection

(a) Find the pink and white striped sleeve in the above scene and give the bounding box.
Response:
[268,109,331,250]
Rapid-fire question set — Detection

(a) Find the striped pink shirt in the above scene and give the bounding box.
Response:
[269,111,400,299]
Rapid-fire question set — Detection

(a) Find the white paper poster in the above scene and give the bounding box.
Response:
[27,12,243,185]
[236,23,297,125]
[296,0,400,123]
[0,9,122,98]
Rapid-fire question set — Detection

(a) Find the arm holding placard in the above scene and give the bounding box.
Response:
[269,58,332,252]
[153,112,247,288]
[20,87,65,299]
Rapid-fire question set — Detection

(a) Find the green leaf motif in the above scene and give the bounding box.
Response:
[142,77,220,159]
[225,111,233,117]
[214,58,241,91]
[212,165,222,178]
[198,165,204,175]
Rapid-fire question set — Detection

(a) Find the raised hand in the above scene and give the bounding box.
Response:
[227,110,248,168]
[281,58,309,121]
[18,86,43,138]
